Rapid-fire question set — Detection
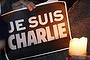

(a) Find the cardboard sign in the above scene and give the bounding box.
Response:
[2,1,71,60]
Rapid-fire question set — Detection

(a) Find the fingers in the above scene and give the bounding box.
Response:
[20,0,36,11]
[27,2,36,11]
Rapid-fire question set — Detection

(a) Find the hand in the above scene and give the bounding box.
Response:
[26,1,36,11]
[20,0,36,11]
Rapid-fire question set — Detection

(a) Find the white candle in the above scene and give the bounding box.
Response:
[69,37,87,56]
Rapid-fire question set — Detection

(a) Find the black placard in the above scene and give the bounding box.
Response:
[1,1,71,60]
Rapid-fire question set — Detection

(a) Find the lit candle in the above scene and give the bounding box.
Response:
[69,37,87,56]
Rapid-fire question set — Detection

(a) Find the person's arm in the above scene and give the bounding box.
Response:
[0,40,5,51]
[0,17,8,51]
[20,0,36,11]
[1,0,6,7]
[0,39,6,60]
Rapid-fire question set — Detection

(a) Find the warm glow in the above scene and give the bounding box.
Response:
[69,37,87,56]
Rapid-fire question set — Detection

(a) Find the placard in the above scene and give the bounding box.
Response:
[2,1,71,60]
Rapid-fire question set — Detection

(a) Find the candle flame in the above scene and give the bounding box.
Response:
[69,37,87,56]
